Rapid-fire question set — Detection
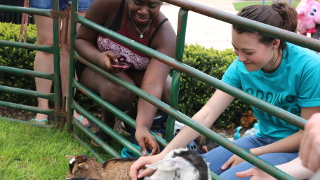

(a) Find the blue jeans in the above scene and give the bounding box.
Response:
[202,135,298,180]
[30,0,93,11]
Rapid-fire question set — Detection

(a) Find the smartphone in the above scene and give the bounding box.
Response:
[110,61,130,69]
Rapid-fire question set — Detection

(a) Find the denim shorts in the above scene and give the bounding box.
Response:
[30,0,93,11]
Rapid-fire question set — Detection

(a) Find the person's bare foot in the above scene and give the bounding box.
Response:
[74,110,90,127]
[31,113,48,125]
[32,111,90,127]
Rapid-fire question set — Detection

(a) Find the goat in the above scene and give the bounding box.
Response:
[66,148,210,180]
[66,155,139,180]
[145,148,211,180]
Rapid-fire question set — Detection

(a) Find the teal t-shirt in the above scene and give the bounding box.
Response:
[222,43,320,140]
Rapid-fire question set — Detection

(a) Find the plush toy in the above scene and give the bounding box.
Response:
[296,0,320,35]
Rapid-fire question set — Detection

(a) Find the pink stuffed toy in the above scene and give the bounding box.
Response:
[296,0,320,35]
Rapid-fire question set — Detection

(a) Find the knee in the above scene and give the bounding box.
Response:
[37,38,54,46]
[100,85,135,109]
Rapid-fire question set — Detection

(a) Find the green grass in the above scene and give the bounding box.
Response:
[0,119,126,179]
[233,1,301,11]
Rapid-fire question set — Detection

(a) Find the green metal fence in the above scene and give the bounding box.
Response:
[0,2,62,129]
[1,0,319,179]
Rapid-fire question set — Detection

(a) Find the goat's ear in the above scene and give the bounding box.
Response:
[146,157,191,171]
[66,155,75,159]
[78,162,89,169]
[75,155,87,163]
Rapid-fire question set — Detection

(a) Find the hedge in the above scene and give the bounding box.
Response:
[0,22,254,128]
[178,44,253,128]
[0,22,37,105]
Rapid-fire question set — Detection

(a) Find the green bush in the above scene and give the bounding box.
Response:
[0,23,252,128]
[0,22,37,105]
[0,22,99,111]
[178,44,252,128]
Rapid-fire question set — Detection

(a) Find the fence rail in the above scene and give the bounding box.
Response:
[0,0,314,179]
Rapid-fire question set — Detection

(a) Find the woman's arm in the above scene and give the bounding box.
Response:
[131,90,235,179]
[276,157,314,180]
[236,157,314,180]
[135,12,176,131]
[74,0,120,70]
[162,90,235,154]
[134,12,176,155]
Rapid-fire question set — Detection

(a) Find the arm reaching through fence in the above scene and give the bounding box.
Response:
[236,157,314,180]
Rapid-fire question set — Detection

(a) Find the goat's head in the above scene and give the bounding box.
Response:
[66,155,104,180]
[145,148,211,180]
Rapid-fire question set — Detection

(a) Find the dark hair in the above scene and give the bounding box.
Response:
[233,2,297,50]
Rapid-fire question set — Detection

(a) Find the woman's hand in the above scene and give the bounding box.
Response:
[221,154,246,170]
[135,126,160,156]
[95,51,124,73]
[130,154,163,180]
[236,167,276,180]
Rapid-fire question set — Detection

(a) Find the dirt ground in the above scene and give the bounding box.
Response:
[0,106,37,121]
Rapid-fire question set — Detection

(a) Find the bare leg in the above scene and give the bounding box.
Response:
[33,15,55,123]
[126,70,171,104]
[60,11,89,126]
[79,67,136,139]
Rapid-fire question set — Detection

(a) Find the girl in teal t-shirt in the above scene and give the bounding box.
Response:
[130,3,320,180]
[222,42,320,141]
